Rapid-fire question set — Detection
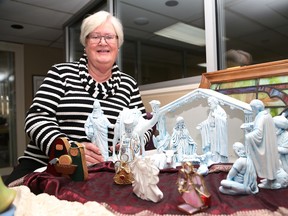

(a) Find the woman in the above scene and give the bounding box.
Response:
[5,11,150,185]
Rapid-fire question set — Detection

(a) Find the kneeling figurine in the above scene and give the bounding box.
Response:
[219,142,259,195]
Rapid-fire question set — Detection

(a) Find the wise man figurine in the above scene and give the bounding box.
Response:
[85,100,114,161]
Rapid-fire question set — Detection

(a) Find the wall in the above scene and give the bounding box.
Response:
[23,44,64,144]
[24,44,65,112]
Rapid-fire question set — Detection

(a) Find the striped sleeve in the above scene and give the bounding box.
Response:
[24,65,68,156]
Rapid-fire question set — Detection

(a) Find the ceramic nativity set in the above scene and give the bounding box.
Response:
[53,88,288,214]
[2,87,288,214]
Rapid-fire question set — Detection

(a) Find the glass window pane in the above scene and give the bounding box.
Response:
[118,0,206,85]
[67,1,107,62]
[140,44,183,85]
[121,40,137,78]
[0,51,16,168]
[218,0,288,69]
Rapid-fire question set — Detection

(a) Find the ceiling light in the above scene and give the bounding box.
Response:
[11,24,24,29]
[0,71,9,81]
[165,0,179,7]
[134,17,149,25]
[154,22,205,46]
[198,63,207,68]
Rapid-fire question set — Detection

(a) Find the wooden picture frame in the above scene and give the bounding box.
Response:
[199,59,288,116]
[33,75,45,95]
[199,59,288,89]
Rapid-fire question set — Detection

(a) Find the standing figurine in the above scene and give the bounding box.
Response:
[219,142,258,195]
[241,99,280,189]
[112,100,160,160]
[130,156,163,203]
[171,116,197,163]
[85,100,114,161]
[153,115,171,152]
[196,97,228,163]
[118,119,140,163]
[273,114,288,173]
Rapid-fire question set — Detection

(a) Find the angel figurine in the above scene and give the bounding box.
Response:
[113,154,134,185]
[177,162,211,214]
[130,156,163,203]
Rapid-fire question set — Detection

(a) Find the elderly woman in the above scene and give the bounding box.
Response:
[5,11,150,185]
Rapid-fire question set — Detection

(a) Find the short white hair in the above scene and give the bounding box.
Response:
[80,11,124,47]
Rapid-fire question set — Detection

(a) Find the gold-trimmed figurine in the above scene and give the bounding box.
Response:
[113,154,134,185]
[177,162,211,214]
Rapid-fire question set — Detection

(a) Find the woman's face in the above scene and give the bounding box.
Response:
[85,21,119,69]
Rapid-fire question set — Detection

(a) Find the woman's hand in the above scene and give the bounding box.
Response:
[81,142,104,166]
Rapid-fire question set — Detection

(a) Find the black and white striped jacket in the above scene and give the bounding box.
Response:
[20,54,149,165]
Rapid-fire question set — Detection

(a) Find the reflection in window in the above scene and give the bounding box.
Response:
[66,1,107,62]
[218,0,288,69]
[65,0,288,87]
[0,51,16,168]
[118,0,206,85]
[66,0,206,86]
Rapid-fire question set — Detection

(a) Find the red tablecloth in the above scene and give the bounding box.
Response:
[23,162,288,215]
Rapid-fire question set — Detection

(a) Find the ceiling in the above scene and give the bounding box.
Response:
[0,0,93,48]
[0,0,288,64]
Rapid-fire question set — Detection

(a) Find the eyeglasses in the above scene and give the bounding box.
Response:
[87,34,118,44]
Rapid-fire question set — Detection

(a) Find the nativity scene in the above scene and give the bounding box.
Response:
[3,87,288,215]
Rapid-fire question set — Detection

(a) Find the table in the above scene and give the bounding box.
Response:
[22,162,288,215]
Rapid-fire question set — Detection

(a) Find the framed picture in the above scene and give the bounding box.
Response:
[199,59,288,116]
[33,75,45,95]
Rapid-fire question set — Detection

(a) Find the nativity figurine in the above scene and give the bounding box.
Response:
[85,99,114,161]
[274,114,288,173]
[113,153,134,185]
[130,156,163,203]
[241,99,280,189]
[145,149,177,170]
[48,139,88,181]
[177,161,211,214]
[112,100,161,160]
[117,118,139,163]
[171,116,197,163]
[153,115,171,152]
[219,142,259,195]
[196,96,228,163]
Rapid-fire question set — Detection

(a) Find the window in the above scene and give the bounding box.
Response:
[0,42,25,175]
[65,0,288,89]
[65,0,108,62]
[118,0,206,86]
[65,0,206,88]
[217,0,288,69]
